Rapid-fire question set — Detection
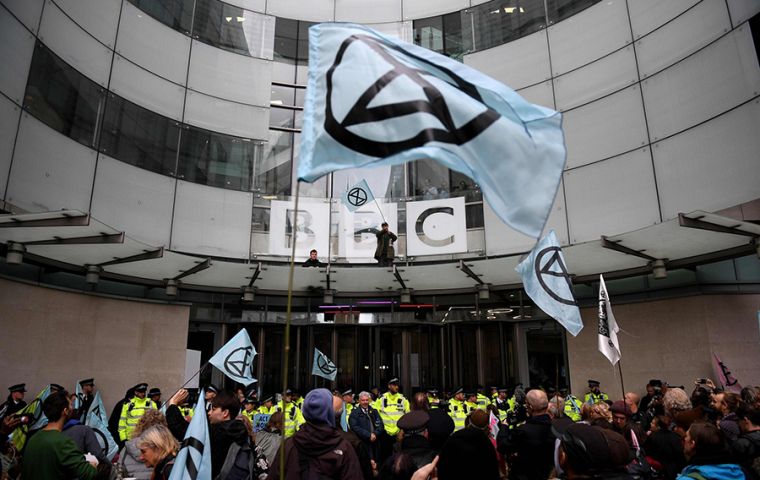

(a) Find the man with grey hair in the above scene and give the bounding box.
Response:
[349,391,385,463]
[497,388,555,480]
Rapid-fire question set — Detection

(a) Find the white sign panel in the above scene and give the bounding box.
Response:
[339,201,398,262]
[406,197,467,255]
[184,349,202,388]
[269,200,330,258]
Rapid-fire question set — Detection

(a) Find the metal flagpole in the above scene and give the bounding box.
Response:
[280,180,301,478]
[617,361,626,398]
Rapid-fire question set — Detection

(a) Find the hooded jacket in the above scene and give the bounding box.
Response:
[210,419,250,478]
[267,422,363,480]
[676,449,747,480]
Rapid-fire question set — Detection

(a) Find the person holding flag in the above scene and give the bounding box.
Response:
[374,222,397,266]
[78,378,96,420]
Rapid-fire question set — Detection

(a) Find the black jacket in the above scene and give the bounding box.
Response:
[210,419,249,478]
[399,434,436,470]
[497,413,555,480]
[349,405,384,442]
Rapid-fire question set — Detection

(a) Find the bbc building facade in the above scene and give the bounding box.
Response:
[0,0,759,407]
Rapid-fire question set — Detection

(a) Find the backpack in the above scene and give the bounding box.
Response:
[216,441,257,480]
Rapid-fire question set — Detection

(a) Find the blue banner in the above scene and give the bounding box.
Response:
[298,23,566,239]
[516,230,583,336]
[342,179,375,212]
[169,389,212,480]
[85,393,118,461]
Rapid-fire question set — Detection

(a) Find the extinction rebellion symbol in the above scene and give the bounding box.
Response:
[224,346,255,379]
[323,34,501,157]
[534,246,577,306]
[347,187,368,207]
[316,353,337,376]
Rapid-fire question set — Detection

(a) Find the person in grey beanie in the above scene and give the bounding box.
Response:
[268,388,362,479]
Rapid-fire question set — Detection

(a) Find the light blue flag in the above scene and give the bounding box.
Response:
[208,329,257,385]
[516,230,583,336]
[73,382,83,411]
[312,348,337,381]
[169,389,212,480]
[342,179,375,212]
[299,23,566,239]
[85,393,118,460]
[340,403,348,432]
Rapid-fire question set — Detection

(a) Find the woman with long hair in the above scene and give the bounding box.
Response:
[136,425,178,480]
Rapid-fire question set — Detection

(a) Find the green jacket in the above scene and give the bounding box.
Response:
[22,429,97,480]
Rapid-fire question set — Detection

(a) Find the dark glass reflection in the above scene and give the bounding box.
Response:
[193,0,270,58]
[273,17,313,65]
[99,94,180,175]
[127,0,194,34]
[255,131,292,196]
[466,0,547,51]
[178,124,257,190]
[24,42,105,148]
[546,0,599,24]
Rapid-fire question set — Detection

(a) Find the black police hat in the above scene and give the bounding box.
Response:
[426,388,439,395]
[134,383,149,392]
[453,387,464,395]
[498,387,508,393]
[261,395,273,403]
[341,389,353,397]
[397,411,430,435]
[206,384,219,394]
[50,383,65,392]
[79,378,94,387]
[8,383,26,393]
[244,396,256,404]
[148,387,161,397]
[388,378,400,385]
[588,380,601,386]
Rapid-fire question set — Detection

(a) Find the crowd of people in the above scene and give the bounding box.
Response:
[1,376,759,479]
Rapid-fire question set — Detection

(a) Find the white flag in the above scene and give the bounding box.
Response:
[312,348,337,381]
[598,275,621,365]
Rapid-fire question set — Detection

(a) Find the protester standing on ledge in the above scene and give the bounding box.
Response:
[374,222,397,267]
[302,249,325,267]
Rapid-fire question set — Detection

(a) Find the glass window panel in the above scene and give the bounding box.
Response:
[293,109,303,129]
[443,11,471,59]
[256,130,292,196]
[274,17,298,63]
[24,42,105,148]
[465,203,484,228]
[336,328,356,390]
[296,20,315,65]
[294,87,306,106]
[481,324,503,387]
[546,0,600,25]
[413,16,444,53]
[127,0,194,34]
[269,106,294,129]
[450,170,482,202]
[467,0,547,52]
[99,93,179,175]
[193,0,271,58]
[177,124,257,190]
[270,85,296,107]
[409,159,451,200]
[252,205,270,231]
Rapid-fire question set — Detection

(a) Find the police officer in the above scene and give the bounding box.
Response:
[0,384,27,419]
[257,396,275,415]
[118,383,157,442]
[341,389,355,419]
[564,391,583,421]
[447,387,468,431]
[464,391,480,415]
[77,378,95,419]
[241,396,256,423]
[426,388,440,408]
[374,378,410,460]
[476,386,491,411]
[494,388,510,422]
[275,389,305,438]
[205,384,219,413]
[584,380,609,405]
[148,387,162,408]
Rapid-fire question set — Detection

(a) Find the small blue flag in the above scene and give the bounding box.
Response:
[342,179,375,212]
[312,348,337,381]
[516,230,583,336]
[85,392,118,460]
[169,389,212,480]
[299,23,566,239]
[73,382,83,411]
[208,329,257,385]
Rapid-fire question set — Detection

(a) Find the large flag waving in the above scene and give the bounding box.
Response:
[11,385,51,451]
[208,329,257,385]
[598,275,621,365]
[312,348,338,381]
[712,353,742,394]
[299,23,566,239]
[342,179,375,212]
[169,389,212,480]
[516,230,583,336]
[85,392,118,460]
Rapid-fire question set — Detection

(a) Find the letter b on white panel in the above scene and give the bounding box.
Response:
[406,197,467,256]
[269,200,329,258]
[339,202,398,262]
